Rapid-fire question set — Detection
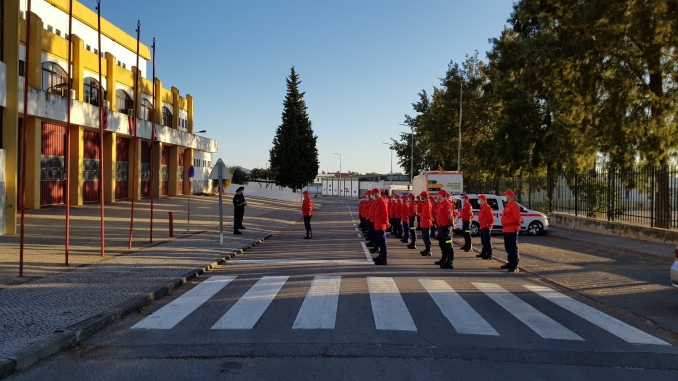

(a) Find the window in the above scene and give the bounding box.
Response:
[47,25,53,33]
[93,48,98,55]
[117,60,121,66]
[122,63,126,69]
[140,99,153,121]
[86,44,91,51]
[116,89,133,114]
[84,77,104,106]
[19,60,25,77]
[42,62,69,97]
[55,29,61,37]
[162,106,173,128]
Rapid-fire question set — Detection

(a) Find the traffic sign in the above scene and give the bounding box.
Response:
[189,165,195,181]
[208,158,232,180]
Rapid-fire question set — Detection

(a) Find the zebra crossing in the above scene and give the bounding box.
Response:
[131,275,669,346]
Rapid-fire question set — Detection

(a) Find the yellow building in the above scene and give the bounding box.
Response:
[0,0,218,234]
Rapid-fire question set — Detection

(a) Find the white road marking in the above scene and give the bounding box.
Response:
[228,259,371,265]
[360,242,372,262]
[353,224,356,227]
[132,276,236,330]
[293,276,341,329]
[367,277,417,332]
[355,228,359,231]
[357,234,362,238]
[211,276,288,329]
[524,285,670,345]
[472,282,583,341]
[420,279,499,336]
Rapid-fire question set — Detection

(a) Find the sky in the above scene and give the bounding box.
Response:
[80,0,515,175]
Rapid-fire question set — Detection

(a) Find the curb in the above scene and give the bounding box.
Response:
[0,234,273,380]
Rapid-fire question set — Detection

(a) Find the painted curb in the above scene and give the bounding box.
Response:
[0,234,272,380]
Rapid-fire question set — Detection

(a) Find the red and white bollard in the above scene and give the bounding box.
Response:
[169,212,174,237]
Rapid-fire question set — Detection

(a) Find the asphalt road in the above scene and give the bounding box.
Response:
[8,198,678,381]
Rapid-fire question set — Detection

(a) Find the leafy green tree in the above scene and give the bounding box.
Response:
[229,166,248,185]
[212,167,233,191]
[269,67,320,192]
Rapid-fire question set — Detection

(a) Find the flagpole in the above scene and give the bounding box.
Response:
[150,38,156,243]
[96,0,105,257]
[19,0,34,277]
[128,21,140,249]
[65,0,73,265]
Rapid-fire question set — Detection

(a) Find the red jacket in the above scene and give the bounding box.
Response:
[366,199,374,221]
[419,199,433,228]
[461,201,473,221]
[501,201,522,233]
[478,203,494,229]
[373,197,389,230]
[435,199,455,227]
[401,201,409,222]
[409,200,417,217]
[393,200,401,219]
[302,197,313,216]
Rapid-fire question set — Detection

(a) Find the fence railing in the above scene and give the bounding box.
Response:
[465,167,678,229]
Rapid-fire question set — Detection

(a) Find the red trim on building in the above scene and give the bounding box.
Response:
[40,123,67,206]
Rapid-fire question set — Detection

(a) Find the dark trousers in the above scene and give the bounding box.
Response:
[303,215,312,234]
[462,220,472,247]
[402,220,409,240]
[368,221,376,245]
[409,216,417,244]
[421,227,431,250]
[503,231,519,266]
[394,219,402,236]
[431,222,437,239]
[234,208,244,231]
[376,229,388,258]
[480,227,492,257]
[438,225,454,262]
[359,216,364,229]
[389,218,396,234]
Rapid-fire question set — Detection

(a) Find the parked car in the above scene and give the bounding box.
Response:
[671,246,678,288]
[451,194,549,236]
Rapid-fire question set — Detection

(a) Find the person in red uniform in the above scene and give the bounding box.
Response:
[460,194,474,252]
[477,194,494,259]
[406,194,418,249]
[371,188,389,265]
[302,190,314,239]
[501,190,522,272]
[392,196,402,238]
[418,192,433,255]
[434,189,456,269]
[430,195,439,239]
[400,196,410,243]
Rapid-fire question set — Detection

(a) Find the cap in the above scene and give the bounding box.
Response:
[502,190,515,197]
[302,190,309,195]
[438,189,450,197]
[478,194,487,201]
[236,187,245,192]
[408,194,415,199]
[366,190,372,195]
[461,194,470,200]
[420,191,429,197]
[372,188,381,194]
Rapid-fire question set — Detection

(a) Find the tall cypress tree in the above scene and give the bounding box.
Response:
[269,67,319,191]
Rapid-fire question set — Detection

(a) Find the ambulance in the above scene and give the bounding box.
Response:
[412,171,464,196]
[452,193,549,236]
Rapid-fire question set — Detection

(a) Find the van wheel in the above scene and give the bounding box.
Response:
[470,222,480,237]
[527,221,543,236]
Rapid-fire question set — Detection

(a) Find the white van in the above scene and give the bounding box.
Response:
[452,194,549,236]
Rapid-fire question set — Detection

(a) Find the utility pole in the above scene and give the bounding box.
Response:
[334,152,341,197]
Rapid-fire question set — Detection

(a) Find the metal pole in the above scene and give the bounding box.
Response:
[150,38,156,243]
[65,0,73,265]
[129,21,141,249]
[96,0,105,257]
[187,180,191,232]
[410,128,413,185]
[219,168,223,244]
[457,81,462,172]
[19,0,33,277]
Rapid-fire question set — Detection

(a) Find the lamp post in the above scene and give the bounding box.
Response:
[381,142,392,175]
[447,78,464,172]
[333,152,341,197]
[399,123,414,189]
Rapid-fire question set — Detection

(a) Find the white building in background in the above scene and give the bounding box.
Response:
[192,151,214,194]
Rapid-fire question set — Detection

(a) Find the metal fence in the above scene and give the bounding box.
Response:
[465,167,678,229]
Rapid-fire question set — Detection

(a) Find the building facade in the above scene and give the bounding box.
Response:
[0,0,218,234]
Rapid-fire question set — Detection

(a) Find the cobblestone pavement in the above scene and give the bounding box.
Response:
[0,195,302,359]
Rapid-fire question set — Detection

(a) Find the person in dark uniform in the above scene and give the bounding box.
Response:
[232,187,247,235]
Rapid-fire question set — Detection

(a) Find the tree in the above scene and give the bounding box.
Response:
[212,168,232,191]
[347,171,361,176]
[269,67,320,191]
[229,166,248,185]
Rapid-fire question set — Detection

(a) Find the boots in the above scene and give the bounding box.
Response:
[440,259,454,269]
[434,256,446,265]
[407,243,417,249]
[420,248,431,256]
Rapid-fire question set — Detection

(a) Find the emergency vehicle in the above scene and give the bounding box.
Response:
[412,171,464,196]
[452,194,549,236]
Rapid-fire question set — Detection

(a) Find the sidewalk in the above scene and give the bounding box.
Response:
[0,195,302,378]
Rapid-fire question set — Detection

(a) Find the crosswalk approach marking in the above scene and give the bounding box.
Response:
[357,234,362,238]
[420,279,499,336]
[524,285,669,345]
[132,276,236,330]
[472,282,583,341]
[355,228,359,231]
[293,276,341,329]
[228,259,370,265]
[360,242,372,262]
[211,276,288,329]
[367,277,417,331]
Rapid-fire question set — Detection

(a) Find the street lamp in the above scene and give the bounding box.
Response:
[381,142,392,175]
[399,123,414,189]
[196,130,206,134]
[333,152,341,197]
[447,78,464,172]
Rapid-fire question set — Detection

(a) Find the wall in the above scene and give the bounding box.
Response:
[0,149,5,235]
[192,151,213,194]
[226,183,302,203]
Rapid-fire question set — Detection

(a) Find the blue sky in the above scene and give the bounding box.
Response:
[81,0,515,175]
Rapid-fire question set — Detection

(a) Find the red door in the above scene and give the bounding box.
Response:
[83,131,100,203]
[115,137,129,200]
[40,123,67,205]
[178,148,185,195]
[141,141,151,198]
[161,145,170,196]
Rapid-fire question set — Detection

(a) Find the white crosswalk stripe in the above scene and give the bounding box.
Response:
[367,277,417,331]
[293,276,341,329]
[132,275,236,330]
[472,282,584,341]
[420,279,499,336]
[211,276,288,330]
[524,285,669,345]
